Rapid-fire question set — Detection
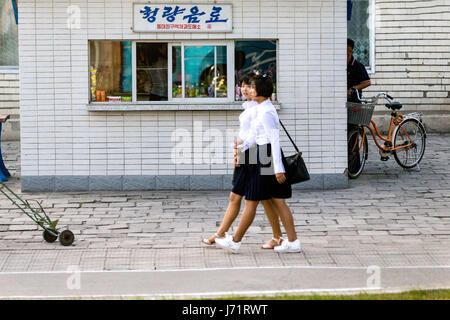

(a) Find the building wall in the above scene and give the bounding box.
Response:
[18,0,348,191]
[367,0,450,132]
[0,72,20,140]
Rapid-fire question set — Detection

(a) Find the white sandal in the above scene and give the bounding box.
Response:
[201,233,225,246]
[261,236,284,249]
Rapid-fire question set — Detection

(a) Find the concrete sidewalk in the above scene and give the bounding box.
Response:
[0,135,449,298]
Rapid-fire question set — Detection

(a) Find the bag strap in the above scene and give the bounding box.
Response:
[279,119,300,153]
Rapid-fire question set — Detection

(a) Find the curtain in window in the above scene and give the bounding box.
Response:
[12,0,17,24]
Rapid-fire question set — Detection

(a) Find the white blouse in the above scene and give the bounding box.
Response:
[238,100,258,140]
[238,99,285,174]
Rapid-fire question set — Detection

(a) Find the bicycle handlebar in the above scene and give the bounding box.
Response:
[351,88,393,104]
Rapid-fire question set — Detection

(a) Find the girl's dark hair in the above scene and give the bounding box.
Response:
[239,71,256,86]
[347,38,355,49]
[251,74,273,98]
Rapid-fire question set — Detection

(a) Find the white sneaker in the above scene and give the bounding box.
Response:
[274,238,301,253]
[215,234,241,253]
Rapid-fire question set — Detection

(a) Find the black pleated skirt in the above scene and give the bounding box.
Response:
[232,144,292,201]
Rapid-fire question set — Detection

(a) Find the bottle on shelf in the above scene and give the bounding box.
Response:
[235,85,241,101]
[271,83,277,101]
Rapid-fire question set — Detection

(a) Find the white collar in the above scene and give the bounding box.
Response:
[242,100,258,110]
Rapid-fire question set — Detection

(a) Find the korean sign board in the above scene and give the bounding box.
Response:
[133,3,233,32]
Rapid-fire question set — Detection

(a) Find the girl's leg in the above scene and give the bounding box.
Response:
[260,199,283,247]
[271,198,298,242]
[206,192,243,243]
[232,200,259,243]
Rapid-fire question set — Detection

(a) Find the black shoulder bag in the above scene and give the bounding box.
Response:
[279,120,310,184]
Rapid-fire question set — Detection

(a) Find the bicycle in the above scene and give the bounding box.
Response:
[347,89,427,179]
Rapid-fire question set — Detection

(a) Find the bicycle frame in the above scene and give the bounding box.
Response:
[362,115,414,153]
[350,90,415,154]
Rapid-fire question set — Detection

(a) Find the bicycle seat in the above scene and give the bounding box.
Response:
[386,102,402,110]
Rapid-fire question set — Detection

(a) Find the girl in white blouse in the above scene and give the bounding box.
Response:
[215,74,301,253]
[202,73,284,249]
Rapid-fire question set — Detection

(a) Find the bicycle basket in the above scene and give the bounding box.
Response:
[347,102,375,126]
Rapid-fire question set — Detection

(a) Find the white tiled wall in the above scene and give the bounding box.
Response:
[0,72,20,140]
[367,0,450,132]
[19,0,348,177]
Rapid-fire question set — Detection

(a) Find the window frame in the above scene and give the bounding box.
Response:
[0,66,19,74]
[87,39,280,109]
[368,0,375,74]
[131,40,235,104]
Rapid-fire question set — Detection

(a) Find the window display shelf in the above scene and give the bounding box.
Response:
[86,102,280,112]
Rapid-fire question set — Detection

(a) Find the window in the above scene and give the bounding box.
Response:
[171,44,228,100]
[347,0,374,71]
[136,43,168,101]
[89,41,132,102]
[168,41,233,102]
[89,40,277,105]
[0,0,19,68]
[235,40,277,101]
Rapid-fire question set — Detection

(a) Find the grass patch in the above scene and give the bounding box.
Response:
[209,289,450,300]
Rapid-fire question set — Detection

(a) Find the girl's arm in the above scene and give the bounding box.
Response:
[236,118,257,152]
[261,111,285,174]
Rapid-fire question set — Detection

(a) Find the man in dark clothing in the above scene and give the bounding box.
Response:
[347,38,371,102]
[347,39,371,175]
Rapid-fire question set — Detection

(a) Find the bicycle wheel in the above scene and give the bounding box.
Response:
[393,118,426,169]
[347,127,368,179]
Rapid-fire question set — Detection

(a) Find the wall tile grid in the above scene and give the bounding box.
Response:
[18,0,347,180]
[0,73,19,115]
[367,0,450,125]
